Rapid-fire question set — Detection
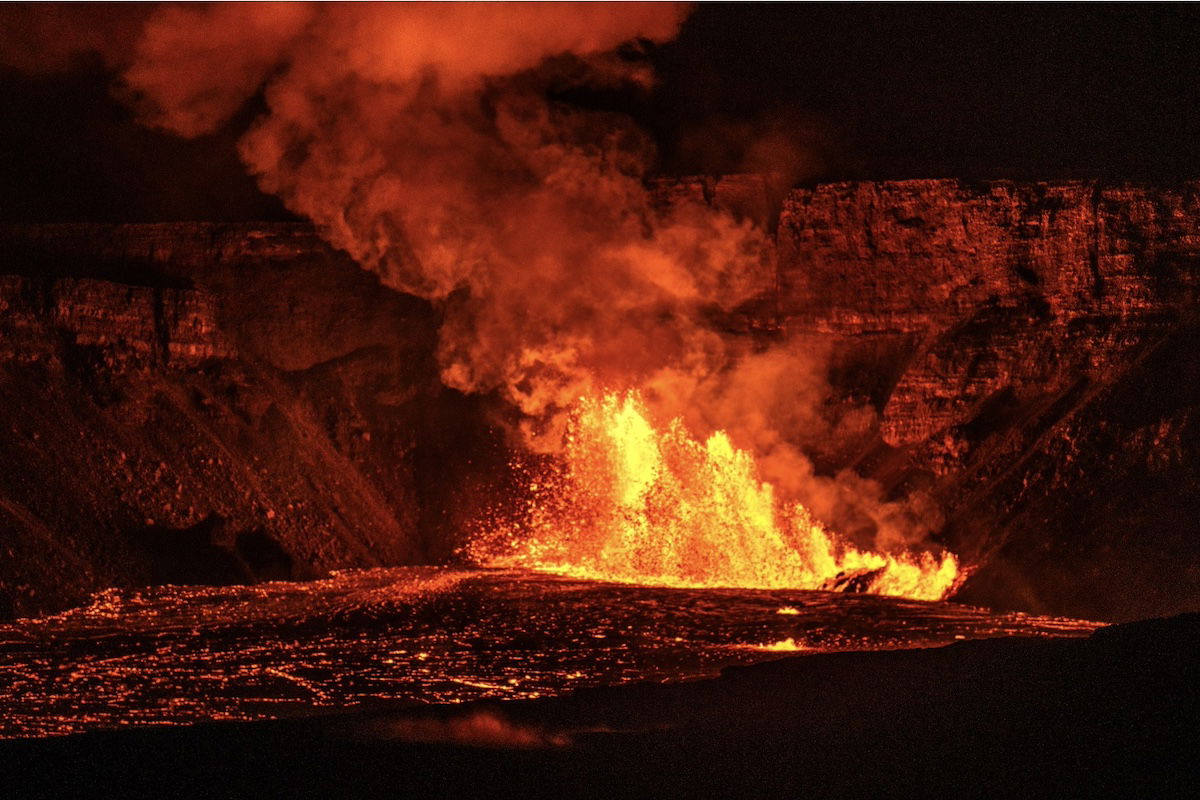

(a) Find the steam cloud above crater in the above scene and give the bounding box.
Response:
[120,3,781,443]
[4,2,945,555]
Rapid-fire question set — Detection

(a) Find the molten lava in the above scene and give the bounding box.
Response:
[476,392,960,601]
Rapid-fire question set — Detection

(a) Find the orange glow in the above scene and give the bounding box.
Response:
[743,637,810,652]
[476,392,961,601]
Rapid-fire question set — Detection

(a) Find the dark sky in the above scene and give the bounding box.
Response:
[3,3,1200,221]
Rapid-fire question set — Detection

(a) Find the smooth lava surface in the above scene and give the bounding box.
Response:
[0,567,1100,738]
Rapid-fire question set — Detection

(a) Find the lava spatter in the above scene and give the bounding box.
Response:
[475,391,960,601]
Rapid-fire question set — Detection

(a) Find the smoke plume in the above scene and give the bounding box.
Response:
[116,3,781,448]
[10,3,944,554]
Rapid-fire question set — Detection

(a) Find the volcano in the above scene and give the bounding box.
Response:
[1,4,1198,798]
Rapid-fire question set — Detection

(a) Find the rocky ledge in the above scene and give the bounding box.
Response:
[0,224,509,618]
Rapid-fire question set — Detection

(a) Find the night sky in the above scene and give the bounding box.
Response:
[3,3,1200,221]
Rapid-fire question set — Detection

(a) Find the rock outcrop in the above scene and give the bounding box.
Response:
[773,180,1200,620]
[0,275,233,365]
[0,225,509,618]
[777,180,1199,445]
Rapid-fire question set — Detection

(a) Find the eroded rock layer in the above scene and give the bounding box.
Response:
[0,224,509,617]
[773,180,1200,620]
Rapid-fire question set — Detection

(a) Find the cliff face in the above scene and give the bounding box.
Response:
[0,225,509,618]
[778,181,1199,445]
[2,180,1199,622]
[0,275,233,365]
[773,180,1200,620]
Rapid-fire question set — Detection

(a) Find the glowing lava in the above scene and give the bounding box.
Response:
[476,392,961,601]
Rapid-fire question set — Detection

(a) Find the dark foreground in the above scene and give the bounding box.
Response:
[2,613,1196,799]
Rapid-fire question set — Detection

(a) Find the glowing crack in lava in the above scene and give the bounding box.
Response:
[475,392,961,601]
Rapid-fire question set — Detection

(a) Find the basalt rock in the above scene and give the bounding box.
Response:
[0,224,510,618]
[774,180,1200,620]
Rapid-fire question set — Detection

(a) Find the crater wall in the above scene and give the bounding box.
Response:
[2,180,1199,621]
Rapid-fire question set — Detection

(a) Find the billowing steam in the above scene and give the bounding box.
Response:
[118,3,780,451]
[6,3,946,559]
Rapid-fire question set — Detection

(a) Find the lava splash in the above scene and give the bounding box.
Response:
[475,392,960,601]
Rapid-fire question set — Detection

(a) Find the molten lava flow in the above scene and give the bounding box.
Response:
[476,392,960,602]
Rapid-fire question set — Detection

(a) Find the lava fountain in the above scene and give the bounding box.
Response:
[473,391,961,601]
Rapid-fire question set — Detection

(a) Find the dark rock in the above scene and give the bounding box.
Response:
[129,515,247,587]
[0,223,501,618]
[773,180,1200,620]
